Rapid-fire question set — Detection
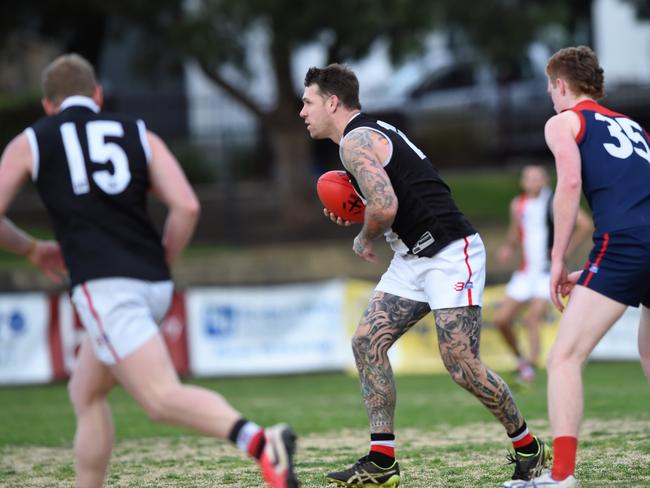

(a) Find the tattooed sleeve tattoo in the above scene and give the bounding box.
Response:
[352,291,430,432]
[433,306,524,433]
[340,129,397,240]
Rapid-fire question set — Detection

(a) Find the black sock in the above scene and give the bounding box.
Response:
[228,418,266,459]
[228,418,248,444]
[508,422,538,455]
[516,437,539,455]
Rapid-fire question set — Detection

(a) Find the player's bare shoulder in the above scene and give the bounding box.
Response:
[340,128,390,174]
[0,131,33,176]
[545,110,581,143]
[339,127,396,213]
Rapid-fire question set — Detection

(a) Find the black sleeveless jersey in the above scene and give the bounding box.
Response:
[26,98,170,287]
[342,113,476,258]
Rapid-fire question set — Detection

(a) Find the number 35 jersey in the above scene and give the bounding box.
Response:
[25,96,170,287]
[569,100,650,233]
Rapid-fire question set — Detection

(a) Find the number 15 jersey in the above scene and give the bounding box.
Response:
[569,100,650,233]
[25,96,170,287]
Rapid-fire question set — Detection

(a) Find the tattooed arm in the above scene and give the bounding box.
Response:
[340,129,398,262]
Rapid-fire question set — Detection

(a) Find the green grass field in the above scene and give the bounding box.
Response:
[0,362,648,487]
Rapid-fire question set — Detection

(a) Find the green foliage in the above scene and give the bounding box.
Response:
[0,0,610,198]
[0,95,42,149]
[179,0,445,64]
[0,1,616,118]
[441,0,570,69]
[444,169,520,225]
[168,142,219,184]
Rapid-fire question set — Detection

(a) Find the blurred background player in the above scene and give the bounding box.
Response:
[494,164,591,384]
[513,46,650,487]
[300,64,548,488]
[0,53,298,488]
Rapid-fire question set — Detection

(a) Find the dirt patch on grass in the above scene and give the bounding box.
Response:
[1,418,649,487]
[297,417,650,452]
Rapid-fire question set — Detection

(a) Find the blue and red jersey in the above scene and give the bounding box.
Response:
[568,100,650,233]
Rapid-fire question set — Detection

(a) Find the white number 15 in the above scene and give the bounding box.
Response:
[60,121,131,195]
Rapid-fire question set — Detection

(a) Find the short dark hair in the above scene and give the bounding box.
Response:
[304,64,361,110]
[546,46,605,99]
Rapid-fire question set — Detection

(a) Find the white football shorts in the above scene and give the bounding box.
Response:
[505,270,550,302]
[71,278,173,365]
[376,233,486,310]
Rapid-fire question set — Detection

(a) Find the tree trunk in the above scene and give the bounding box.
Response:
[197,22,320,218]
[265,115,315,204]
[264,24,317,214]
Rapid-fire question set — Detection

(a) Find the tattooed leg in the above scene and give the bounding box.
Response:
[434,305,524,434]
[352,291,430,433]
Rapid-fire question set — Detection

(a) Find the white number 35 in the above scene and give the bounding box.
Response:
[594,112,650,164]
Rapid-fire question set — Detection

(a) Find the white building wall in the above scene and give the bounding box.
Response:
[594,0,650,84]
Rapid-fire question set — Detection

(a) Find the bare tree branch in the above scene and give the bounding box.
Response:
[197,59,265,119]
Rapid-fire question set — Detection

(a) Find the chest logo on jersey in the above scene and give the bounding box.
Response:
[412,231,435,255]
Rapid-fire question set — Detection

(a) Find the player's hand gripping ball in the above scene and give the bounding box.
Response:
[316,170,365,223]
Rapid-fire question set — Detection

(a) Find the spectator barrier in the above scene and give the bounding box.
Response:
[0,280,641,385]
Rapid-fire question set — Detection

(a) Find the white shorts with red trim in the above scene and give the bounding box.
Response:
[71,278,173,365]
[375,233,486,309]
[505,270,550,302]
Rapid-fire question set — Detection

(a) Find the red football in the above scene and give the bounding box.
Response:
[316,170,365,223]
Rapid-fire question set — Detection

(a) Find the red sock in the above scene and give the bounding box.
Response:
[552,436,578,481]
[369,433,395,468]
[512,431,535,451]
[509,422,536,453]
[370,443,395,458]
[247,429,265,459]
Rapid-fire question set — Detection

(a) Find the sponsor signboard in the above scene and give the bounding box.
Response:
[54,293,86,378]
[0,280,642,385]
[186,280,347,376]
[0,293,51,384]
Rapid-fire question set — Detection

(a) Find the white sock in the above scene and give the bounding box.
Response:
[236,421,263,453]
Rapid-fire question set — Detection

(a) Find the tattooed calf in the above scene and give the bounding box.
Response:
[352,291,430,432]
[434,306,524,433]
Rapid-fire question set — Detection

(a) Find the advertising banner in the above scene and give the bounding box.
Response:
[0,293,52,385]
[54,293,86,379]
[54,291,190,378]
[186,280,348,376]
[0,279,641,386]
